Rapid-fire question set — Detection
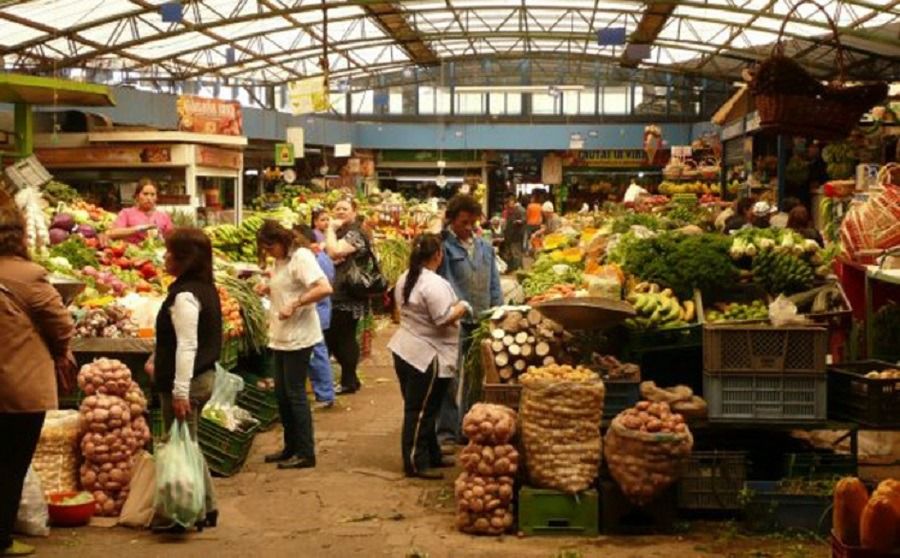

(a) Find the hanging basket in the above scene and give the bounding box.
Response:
[748,0,888,140]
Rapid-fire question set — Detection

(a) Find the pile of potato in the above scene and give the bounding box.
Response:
[604,401,694,506]
[31,410,82,495]
[455,404,518,535]
[865,368,900,380]
[520,364,605,493]
[77,359,151,516]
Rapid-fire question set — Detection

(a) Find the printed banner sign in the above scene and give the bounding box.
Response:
[176,95,242,136]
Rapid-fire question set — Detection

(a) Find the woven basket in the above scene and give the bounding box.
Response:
[750,0,888,139]
[663,162,683,181]
[698,158,721,182]
[681,160,700,181]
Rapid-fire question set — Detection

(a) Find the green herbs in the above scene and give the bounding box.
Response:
[610,212,663,234]
[374,237,411,287]
[49,237,98,270]
[612,232,737,300]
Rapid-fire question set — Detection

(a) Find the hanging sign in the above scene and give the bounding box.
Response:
[274,143,295,166]
[287,77,330,115]
[285,127,305,159]
[176,95,242,136]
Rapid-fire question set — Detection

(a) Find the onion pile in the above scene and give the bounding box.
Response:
[604,401,694,506]
[520,365,605,493]
[77,359,150,516]
[31,410,81,495]
[455,404,518,535]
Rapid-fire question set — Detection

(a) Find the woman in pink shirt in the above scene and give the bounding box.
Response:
[107,178,174,243]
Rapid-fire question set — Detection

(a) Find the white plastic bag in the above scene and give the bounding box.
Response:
[201,363,252,431]
[769,295,812,327]
[153,421,206,528]
[15,467,49,537]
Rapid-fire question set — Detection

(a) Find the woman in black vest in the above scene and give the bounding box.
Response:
[151,227,221,529]
[324,197,370,395]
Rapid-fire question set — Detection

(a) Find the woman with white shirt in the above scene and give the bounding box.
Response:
[389,234,471,480]
[256,221,333,470]
[151,227,221,530]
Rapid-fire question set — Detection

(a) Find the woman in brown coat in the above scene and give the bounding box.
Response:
[0,203,75,556]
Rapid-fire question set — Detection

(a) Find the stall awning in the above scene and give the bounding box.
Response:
[0,74,114,107]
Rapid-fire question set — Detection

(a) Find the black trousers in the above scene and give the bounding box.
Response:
[0,412,45,550]
[325,309,360,390]
[272,348,316,460]
[394,355,450,475]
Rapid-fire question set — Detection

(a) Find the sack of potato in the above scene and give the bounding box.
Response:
[455,404,519,535]
[520,365,605,493]
[640,381,708,419]
[31,410,81,496]
[604,401,694,506]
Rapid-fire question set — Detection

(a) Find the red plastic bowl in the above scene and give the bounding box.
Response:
[47,491,95,527]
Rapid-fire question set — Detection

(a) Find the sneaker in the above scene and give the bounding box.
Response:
[335,385,359,396]
[3,541,35,556]
[314,400,335,410]
[264,450,292,463]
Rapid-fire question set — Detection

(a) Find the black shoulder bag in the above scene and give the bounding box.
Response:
[342,233,388,299]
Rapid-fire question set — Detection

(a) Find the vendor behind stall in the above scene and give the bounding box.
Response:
[106,178,174,243]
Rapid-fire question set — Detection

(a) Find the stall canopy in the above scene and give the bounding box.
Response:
[0,0,896,89]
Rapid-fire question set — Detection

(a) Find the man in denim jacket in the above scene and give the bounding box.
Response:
[436,194,502,448]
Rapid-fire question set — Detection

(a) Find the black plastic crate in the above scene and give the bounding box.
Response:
[783,452,857,480]
[599,480,677,535]
[603,380,640,420]
[677,451,747,511]
[743,480,833,536]
[827,360,900,428]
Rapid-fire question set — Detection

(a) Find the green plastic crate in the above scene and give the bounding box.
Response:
[198,417,258,457]
[783,452,857,480]
[236,383,279,429]
[518,487,599,536]
[199,440,248,477]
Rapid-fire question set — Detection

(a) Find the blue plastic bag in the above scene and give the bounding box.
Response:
[153,420,206,528]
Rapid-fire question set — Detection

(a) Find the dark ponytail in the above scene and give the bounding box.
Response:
[402,233,443,305]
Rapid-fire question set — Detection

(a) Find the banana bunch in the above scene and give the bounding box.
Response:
[624,282,695,330]
[204,214,269,262]
[752,250,815,295]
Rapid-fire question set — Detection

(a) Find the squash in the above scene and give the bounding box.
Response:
[833,477,869,546]
[873,480,900,518]
[861,495,897,553]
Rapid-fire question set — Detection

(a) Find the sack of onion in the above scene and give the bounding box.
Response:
[519,365,605,493]
[455,404,519,535]
[461,403,517,446]
[77,360,149,516]
[454,472,516,535]
[603,401,693,506]
[77,358,133,398]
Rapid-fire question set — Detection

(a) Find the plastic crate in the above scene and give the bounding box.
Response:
[677,451,747,511]
[603,380,640,420]
[236,383,279,429]
[831,534,900,558]
[482,383,521,410]
[197,417,258,457]
[621,290,705,358]
[743,481,832,536]
[600,479,677,534]
[827,360,900,428]
[704,372,827,423]
[518,487,599,536]
[199,440,248,477]
[783,452,857,480]
[703,324,828,374]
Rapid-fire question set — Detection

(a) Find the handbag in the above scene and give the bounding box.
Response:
[341,233,388,299]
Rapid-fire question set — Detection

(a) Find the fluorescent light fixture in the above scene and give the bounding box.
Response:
[454,85,585,93]
[244,169,259,176]
[395,176,464,184]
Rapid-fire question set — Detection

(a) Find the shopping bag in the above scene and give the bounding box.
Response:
[153,421,206,528]
[202,363,255,431]
[14,467,49,537]
[119,451,156,528]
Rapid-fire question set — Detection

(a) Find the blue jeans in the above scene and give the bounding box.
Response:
[308,340,335,403]
[272,348,315,460]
